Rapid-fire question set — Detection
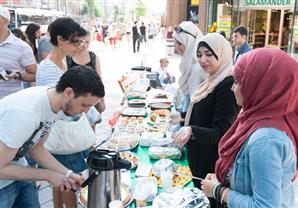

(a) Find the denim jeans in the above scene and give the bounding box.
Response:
[0,181,40,208]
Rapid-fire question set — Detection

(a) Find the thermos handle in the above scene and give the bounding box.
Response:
[81,170,101,188]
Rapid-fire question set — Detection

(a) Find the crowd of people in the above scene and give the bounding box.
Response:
[0,4,298,208]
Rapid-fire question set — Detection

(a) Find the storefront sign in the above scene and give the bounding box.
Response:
[217,15,232,38]
[191,0,200,5]
[240,0,294,9]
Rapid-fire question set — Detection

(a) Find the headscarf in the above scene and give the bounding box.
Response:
[216,48,298,183]
[184,33,233,126]
[172,21,203,95]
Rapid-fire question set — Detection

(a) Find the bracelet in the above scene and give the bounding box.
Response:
[220,188,228,205]
[212,183,219,199]
[215,184,224,201]
[65,170,73,178]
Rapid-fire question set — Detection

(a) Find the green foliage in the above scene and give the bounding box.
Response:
[112,5,119,22]
[94,4,103,18]
[135,1,146,17]
[81,3,88,16]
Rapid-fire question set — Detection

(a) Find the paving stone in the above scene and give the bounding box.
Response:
[38,186,53,205]
[40,200,54,208]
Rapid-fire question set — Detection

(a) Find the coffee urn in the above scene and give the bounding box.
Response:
[81,149,131,208]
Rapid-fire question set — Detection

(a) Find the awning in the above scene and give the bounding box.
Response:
[16,8,64,17]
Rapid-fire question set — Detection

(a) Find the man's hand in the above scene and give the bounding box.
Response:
[97,98,106,113]
[172,126,192,147]
[68,172,85,190]
[46,171,73,192]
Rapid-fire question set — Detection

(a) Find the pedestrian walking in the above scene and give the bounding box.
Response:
[132,21,140,53]
[139,22,146,43]
[232,25,252,64]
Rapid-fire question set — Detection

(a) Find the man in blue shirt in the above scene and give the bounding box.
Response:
[232,26,252,64]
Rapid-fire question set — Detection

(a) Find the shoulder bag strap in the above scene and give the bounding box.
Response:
[13,122,44,161]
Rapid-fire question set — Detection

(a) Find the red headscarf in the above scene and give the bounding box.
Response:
[215,48,298,183]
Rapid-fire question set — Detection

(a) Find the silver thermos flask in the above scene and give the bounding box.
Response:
[81,149,131,208]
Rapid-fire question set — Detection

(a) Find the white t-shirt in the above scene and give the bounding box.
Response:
[0,86,57,189]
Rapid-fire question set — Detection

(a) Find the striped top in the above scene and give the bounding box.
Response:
[36,58,65,87]
[0,31,36,99]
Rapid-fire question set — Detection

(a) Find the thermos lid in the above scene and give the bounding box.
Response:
[88,149,131,171]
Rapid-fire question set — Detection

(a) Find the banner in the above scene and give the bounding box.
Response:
[217,15,232,38]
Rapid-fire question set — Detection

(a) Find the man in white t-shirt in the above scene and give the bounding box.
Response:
[0,66,105,207]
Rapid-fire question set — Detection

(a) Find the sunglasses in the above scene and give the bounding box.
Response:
[70,39,84,46]
[174,26,196,39]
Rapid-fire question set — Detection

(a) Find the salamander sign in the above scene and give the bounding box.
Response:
[240,0,294,9]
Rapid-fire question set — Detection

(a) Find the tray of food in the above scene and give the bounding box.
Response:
[104,133,139,151]
[128,99,146,107]
[148,146,182,160]
[150,103,171,110]
[79,183,133,207]
[119,151,139,169]
[121,107,146,117]
[150,164,192,187]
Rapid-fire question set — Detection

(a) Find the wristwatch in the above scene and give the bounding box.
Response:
[14,72,22,80]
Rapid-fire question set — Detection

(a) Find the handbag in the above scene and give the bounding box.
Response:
[44,113,97,155]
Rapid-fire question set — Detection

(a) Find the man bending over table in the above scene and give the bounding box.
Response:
[0,66,105,208]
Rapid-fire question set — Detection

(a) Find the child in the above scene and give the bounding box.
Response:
[154,58,175,84]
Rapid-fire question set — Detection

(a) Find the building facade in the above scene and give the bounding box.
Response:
[165,0,298,58]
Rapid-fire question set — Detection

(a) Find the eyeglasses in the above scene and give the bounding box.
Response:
[70,39,84,46]
[174,25,196,39]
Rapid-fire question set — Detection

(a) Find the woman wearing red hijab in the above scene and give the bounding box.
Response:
[201,48,298,207]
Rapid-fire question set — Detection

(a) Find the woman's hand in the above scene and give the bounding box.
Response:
[201,173,218,197]
[172,126,192,147]
[168,111,182,124]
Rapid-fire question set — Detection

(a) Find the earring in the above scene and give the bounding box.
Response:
[59,45,62,49]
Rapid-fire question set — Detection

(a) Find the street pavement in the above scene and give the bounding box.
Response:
[38,35,181,207]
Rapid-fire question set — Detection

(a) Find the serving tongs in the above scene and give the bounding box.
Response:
[173,172,204,181]
[90,128,115,151]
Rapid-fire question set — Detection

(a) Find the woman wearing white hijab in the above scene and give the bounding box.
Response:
[173,33,240,192]
[172,21,207,112]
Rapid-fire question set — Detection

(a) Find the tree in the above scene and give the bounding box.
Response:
[80,3,88,16]
[112,5,119,22]
[94,4,103,18]
[135,1,146,19]
[86,0,95,19]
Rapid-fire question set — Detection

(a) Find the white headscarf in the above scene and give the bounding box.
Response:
[184,33,233,126]
[172,21,203,95]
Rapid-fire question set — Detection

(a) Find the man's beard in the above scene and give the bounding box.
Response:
[63,99,75,116]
